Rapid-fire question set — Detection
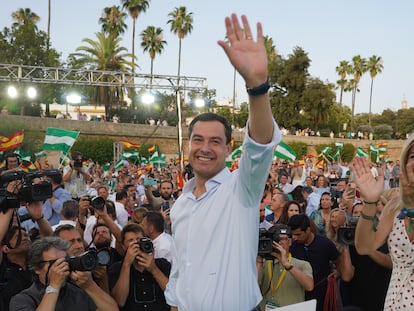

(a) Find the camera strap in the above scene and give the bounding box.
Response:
[7,210,23,249]
[267,253,292,293]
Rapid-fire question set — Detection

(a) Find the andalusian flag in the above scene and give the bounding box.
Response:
[320,146,331,156]
[274,141,297,161]
[149,151,166,167]
[0,131,24,152]
[356,147,368,158]
[335,142,344,149]
[43,128,79,154]
[231,145,243,160]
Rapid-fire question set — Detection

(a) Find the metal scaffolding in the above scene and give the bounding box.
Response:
[0,63,207,91]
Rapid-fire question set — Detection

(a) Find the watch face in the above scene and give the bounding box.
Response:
[46,286,59,294]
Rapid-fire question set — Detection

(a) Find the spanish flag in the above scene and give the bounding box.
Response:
[0,131,24,152]
[176,171,185,189]
[147,145,156,153]
[120,140,141,150]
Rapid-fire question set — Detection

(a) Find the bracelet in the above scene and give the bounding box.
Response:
[246,78,270,96]
[285,264,294,271]
[32,215,44,222]
[363,200,379,205]
[360,211,376,221]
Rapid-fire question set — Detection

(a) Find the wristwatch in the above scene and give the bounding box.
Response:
[45,285,59,294]
[285,264,294,271]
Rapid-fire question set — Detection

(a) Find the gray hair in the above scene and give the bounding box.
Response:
[28,236,70,272]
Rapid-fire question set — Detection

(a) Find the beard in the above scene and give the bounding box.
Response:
[94,239,111,249]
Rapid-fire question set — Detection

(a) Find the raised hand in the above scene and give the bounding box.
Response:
[349,157,383,202]
[217,14,267,88]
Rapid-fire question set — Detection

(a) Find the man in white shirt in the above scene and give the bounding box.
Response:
[302,186,321,217]
[164,14,281,311]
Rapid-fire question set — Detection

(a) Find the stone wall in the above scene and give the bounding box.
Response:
[1,115,404,161]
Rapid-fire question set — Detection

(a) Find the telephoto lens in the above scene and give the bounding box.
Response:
[137,237,154,253]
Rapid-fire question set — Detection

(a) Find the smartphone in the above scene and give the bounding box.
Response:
[162,201,170,212]
[144,179,158,186]
[346,184,356,199]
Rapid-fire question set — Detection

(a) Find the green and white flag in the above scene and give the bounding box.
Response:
[15,148,31,162]
[274,141,297,162]
[122,150,140,161]
[43,128,79,154]
[149,151,166,167]
[335,142,344,149]
[369,144,378,154]
[320,146,331,155]
[356,147,368,158]
[35,150,47,159]
[231,145,243,160]
[331,149,340,160]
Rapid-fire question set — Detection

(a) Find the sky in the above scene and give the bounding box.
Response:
[1,0,413,114]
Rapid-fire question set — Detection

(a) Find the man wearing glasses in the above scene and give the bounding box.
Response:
[256,225,313,308]
[9,236,118,311]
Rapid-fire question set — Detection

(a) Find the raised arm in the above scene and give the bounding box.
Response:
[218,14,273,144]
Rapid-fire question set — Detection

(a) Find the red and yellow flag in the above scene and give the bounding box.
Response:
[147,145,156,153]
[120,140,141,150]
[0,131,24,152]
[176,171,185,189]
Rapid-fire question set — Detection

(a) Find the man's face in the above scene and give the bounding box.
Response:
[140,217,150,236]
[98,187,109,199]
[122,231,143,250]
[276,234,291,252]
[59,229,85,256]
[189,120,231,182]
[93,226,111,249]
[259,203,266,222]
[270,193,283,212]
[126,186,136,198]
[336,181,347,192]
[291,227,310,244]
[279,175,288,185]
[3,229,31,254]
[159,182,173,200]
[35,247,67,285]
[7,156,19,169]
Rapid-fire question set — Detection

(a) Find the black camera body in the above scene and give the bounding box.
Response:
[136,237,154,253]
[258,226,291,260]
[88,196,106,211]
[0,169,60,213]
[66,250,98,271]
[337,216,359,245]
[73,158,83,168]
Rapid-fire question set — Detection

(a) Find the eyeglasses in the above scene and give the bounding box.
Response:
[39,258,58,267]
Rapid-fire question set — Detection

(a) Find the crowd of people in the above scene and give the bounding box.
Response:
[1,13,414,311]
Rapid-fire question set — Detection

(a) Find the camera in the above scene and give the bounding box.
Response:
[66,250,98,271]
[258,226,291,260]
[337,217,359,245]
[73,158,83,168]
[0,169,60,213]
[136,237,154,253]
[87,196,106,211]
[88,247,111,266]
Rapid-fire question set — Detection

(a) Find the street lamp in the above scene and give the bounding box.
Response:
[7,86,18,98]
[66,93,81,116]
[7,85,37,115]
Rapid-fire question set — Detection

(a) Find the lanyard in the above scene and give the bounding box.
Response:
[267,253,292,293]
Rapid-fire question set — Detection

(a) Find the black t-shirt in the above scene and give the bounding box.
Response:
[108,258,171,311]
[343,244,392,310]
[290,234,339,311]
[0,260,32,311]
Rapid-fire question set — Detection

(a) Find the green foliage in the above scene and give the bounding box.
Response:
[290,141,308,159]
[72,137,115,164]
[342,144,356,163]
[373,124,394,140]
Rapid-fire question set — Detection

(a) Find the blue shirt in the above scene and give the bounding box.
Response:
[165,121,281,311]
[42,186,71,226]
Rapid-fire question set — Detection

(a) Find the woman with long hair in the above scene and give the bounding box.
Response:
[350,134,414,310]
[309,192,333,235]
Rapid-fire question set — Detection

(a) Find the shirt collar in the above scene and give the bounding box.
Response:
[182,167,231,195]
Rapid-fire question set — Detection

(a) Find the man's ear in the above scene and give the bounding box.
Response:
[226,143,232,156]
[2,245,9,254]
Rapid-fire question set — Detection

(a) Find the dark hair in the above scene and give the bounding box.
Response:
[28,237,70,272]
[280,200,303,225]
[3,152,20,166]
[71,151,82,159]
[302,186,314,194]
[1,226,24,246]
[287,214,311,232]
[61,200,79,219]
[188,112,232,145]
[121,223,145,243]
[143,211,164,233]
[116,190,128,201]
[160,180,174,188]
[48,171,63,185]
[105,200,117,219]
[319,192,334,209]
[290,185,305,204]
[53,224,79,237]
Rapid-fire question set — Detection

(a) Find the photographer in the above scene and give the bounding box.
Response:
[62,151,92,199]
[108,223,170,311]
[0,153,21,176]
[9,236,118,311]
[42,172,71,226]
[257,225,313,308]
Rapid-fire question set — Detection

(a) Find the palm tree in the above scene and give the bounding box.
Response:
[121,0,150,72]
[367,55,384,127]
[12,8,40,28]
[99,6,127,39]
[349,55,367,133]
[140,26,167,85]
[72,32,136,115]
[167,6,193,171]
[167,6,193,80]
[336,60,352,136]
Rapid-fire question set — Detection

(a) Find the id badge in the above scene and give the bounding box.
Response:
[265,301,280,310]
